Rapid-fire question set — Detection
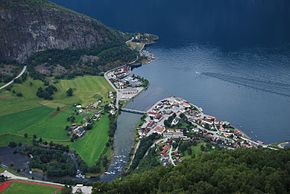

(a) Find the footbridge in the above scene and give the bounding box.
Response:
[121,108,146,115]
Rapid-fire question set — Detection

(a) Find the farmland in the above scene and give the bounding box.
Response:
[0,75,113,165]
[71,114,110,166]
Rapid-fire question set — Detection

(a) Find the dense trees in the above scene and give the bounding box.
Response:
[93,148,290,194]
[66,88,73,96]
[163,113,176,128]
[27,43,138,78]
[128,133,161,172]
[36,85,57,100]
[19,146,76,178]
[8,141,17,148]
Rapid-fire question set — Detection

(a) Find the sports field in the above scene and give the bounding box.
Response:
[0,180,63,194]
[0,76,113,165]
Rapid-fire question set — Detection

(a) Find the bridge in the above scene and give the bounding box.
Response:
[121,108,146,115]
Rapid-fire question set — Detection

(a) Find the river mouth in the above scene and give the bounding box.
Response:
[101,44,290,181]
[100,112,141,182]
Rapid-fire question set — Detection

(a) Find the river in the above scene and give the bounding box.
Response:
[52,0,290,181]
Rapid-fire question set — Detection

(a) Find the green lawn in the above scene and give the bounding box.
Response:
[20,108,71,141]
[0,106,53,134]
[71,114,110,166]
[191,143,204,156]
[2,182,62,194]
[56,75,113,106]
[182,142,206,160]
[0,75,113,166]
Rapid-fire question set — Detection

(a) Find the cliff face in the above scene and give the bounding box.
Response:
[0,0,126,63]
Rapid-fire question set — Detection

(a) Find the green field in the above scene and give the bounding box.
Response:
[2,182,62,194]
[182,142,207,160]
[0,75,113,165]
[71,114,110,166]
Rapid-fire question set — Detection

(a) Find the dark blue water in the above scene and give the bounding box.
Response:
[52,0,290,180]
[53,0,290,49]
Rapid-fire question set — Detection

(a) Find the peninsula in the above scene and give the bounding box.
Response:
[128,97,277,170]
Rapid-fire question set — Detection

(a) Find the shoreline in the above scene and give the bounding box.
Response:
[100,36,155,179]
[126,96,281,172]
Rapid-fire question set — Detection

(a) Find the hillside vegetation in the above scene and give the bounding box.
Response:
[93,148,290,194]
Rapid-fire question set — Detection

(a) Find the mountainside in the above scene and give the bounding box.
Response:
[0,0,126,63]
[93,149,290,194]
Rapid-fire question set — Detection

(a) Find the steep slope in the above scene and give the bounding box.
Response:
[93,149,290,194]
[0,0,126,63]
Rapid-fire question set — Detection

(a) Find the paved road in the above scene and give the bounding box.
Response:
[0,66,27,90]
[127,141,140,169]
[104,71,120,109]
[169,146,176,166]
[277,142,289,149]
[144,138,167,157]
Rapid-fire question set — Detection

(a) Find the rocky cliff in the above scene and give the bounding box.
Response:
[0,0,126,63]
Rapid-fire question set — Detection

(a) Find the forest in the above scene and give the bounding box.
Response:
[93,148,290,194]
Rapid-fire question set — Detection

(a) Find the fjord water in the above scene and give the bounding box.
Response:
[52,0,290,180]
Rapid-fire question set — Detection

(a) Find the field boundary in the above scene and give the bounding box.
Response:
[0,179,63,193]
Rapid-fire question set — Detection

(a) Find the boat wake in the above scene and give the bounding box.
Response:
[203,72,290,97]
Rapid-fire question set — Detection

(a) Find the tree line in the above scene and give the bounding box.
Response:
[93,148,290,194]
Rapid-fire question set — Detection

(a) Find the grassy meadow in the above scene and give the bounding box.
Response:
[0,76,113,165]
[71,114,110,166]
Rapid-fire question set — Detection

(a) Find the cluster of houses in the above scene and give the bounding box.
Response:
[69,104,102,139]
[106,66,143,89]
[158,139,182,166]
[68,91,118,139]
[138,97,196,138]
[137,97,265,166]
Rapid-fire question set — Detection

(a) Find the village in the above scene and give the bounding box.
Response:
[105,65,148,103]
[137,97,267,166]
[68,91,117,141]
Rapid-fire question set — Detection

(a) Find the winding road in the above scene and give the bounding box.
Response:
[0,66,27,91]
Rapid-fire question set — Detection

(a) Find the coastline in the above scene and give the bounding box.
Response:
[125,96,282,172]
[101,35,156,179]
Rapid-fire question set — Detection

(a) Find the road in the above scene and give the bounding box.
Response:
[1,170,93,194]
[104,71,120,109]
[103,36,148,109]
[144,138,167,157]
[169,146,176,166]
[127,141,140,169]
[277,142,289,149]
[0,66,27,90]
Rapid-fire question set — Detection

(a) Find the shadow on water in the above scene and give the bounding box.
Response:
[0,147,29,170]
